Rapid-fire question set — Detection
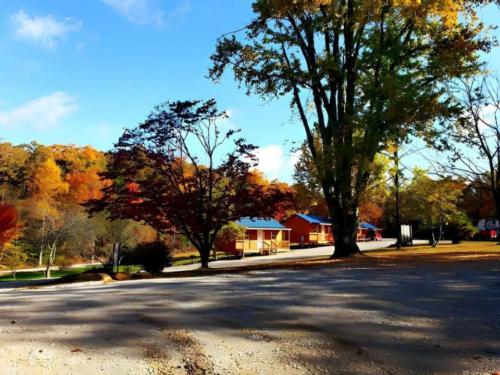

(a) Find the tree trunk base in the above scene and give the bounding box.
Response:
[331,241,361,258]
[331,250,362,259]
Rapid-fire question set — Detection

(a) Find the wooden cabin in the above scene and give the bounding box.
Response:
[234,217,291,255]
[284,214,334,245]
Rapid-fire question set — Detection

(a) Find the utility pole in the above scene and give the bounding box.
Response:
[394,147,402,250]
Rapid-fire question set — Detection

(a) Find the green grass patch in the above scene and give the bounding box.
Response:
[0,265,102,282]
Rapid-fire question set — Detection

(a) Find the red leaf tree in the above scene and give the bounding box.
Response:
[89,99,290,268]
[0,204,19,248]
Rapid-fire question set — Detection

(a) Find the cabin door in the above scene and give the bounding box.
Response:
[257,230,264,251]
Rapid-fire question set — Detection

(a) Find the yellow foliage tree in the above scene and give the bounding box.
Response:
[31,158,69,199]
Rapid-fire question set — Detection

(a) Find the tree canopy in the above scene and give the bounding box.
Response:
[210,0,492,256]
[90,99,292,267]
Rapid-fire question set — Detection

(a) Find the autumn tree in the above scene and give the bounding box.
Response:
[0,142,130,271]
[248,170,297,221]
[0,204,25,277]
[210,0,490,256]
[0,143,29,201]
[91,99,289,268]
[460,183,495,223]
[23,157,69,267]
[0,204,20,252]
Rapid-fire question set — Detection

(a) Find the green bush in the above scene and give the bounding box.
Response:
[130,241,172,274]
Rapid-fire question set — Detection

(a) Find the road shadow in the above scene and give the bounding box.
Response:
[0,259,499,374]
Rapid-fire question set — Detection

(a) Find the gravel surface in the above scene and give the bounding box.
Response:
[1,259,499,374]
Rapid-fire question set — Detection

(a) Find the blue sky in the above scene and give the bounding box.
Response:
[0,0,499,182]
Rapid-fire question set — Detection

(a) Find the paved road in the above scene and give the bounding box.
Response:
[166,238,399,272]
[0,258,498,374]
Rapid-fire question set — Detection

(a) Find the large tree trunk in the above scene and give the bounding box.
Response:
[330,204,360,257]
[200,248,210,269]
[45,250,53,279]
[45,243,57,279]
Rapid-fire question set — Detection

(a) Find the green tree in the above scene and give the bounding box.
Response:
[214,222,246,256]
[210,0,490,256]
[401,169,472,246]
[0,243,27,279]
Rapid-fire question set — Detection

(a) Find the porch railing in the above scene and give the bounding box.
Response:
[309,233,331,243]
[234,239,290,254]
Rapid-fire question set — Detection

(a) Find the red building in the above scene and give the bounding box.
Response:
[284,214,334,245]
[284,214,382,245]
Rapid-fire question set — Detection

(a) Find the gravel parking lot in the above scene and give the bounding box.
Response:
[1,258,499,374]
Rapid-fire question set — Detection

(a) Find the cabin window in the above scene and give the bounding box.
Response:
[271,232,277,240]
[245,232,250,240]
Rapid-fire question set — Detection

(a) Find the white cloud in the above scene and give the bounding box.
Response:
[101,0,190,26]
[253,145,300,180]
[479,104,499,126]
[11,10,82,49]
[217,108,237,130]
[0,92,78,131]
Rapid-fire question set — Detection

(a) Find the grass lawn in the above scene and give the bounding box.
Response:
[0,251,232,282]
[0,265,101,282]
[367,240,500,258]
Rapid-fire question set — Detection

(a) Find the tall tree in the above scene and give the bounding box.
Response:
[210,0,490,256]
[23,157,69,266]
[91,99,289,268]
[435,75,500,234]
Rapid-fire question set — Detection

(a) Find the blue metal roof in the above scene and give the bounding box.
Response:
[237,217,288,229]
[359,222,379,230]
[295,213,331,225]
[294,214,379,230]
